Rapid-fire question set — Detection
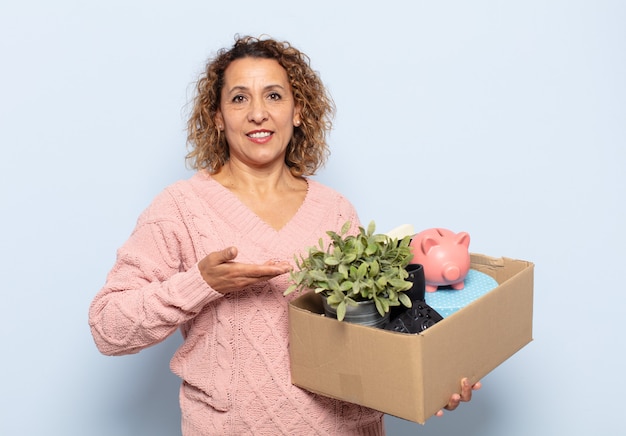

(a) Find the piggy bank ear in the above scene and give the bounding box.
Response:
[456,232,471,248]
[421,236,439,254]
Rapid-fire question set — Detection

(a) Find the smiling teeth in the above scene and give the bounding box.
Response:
[248,132,271,138]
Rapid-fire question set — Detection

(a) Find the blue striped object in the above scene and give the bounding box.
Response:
[424,269,499,318]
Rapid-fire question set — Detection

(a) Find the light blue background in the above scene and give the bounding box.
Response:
[1,1,624,435]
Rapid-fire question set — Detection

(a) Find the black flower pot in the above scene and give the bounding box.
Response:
[387,263,444,333]
[404,263,426,302]
[390,264,426,320]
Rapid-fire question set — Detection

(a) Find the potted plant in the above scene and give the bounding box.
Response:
[284,221,415,326]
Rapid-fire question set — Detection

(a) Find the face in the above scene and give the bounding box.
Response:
[215,57,301,170]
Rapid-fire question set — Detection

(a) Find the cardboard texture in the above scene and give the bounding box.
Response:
[288,253,534,424]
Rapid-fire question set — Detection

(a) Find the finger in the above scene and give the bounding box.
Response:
[203,247,238,267]
[443,393,461,411]
[263,259,292,269]
[244,271,282,281]
[460,378,482,401]
[460,378,473,402]
[440,378,481,416]
[234,261,292,281]
[219,246,237,263]
[259,259,293,277]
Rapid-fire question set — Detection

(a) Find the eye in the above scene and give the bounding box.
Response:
[231,95,246,103]
[268,92,282,101]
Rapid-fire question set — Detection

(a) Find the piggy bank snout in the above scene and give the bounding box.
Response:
[442,263,461,281]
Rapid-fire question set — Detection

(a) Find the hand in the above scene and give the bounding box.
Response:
[198,247,292,294]
[435,378,482,417]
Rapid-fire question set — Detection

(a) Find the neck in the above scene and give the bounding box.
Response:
[217,161,301,195]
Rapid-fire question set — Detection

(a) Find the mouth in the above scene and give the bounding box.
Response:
[246,130,273,139]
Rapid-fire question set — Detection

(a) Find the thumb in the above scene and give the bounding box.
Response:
[220,246,238,262]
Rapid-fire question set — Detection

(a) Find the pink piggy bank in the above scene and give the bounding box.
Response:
[409,228,471,293]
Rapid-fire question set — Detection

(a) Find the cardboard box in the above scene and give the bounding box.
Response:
[288,253,534,424]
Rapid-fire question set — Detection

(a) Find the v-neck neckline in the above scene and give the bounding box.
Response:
[183,171,341,261]
[197,171,312,235]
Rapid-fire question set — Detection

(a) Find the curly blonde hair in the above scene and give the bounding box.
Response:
[186,35,335,176]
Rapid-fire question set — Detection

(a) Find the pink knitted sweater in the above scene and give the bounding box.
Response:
[89,171,385,435]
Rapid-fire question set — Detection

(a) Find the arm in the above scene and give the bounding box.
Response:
[88,193,220,356]
[89,214,216,355]
[88,190,293,356]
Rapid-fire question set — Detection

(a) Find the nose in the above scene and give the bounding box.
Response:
[248,99,269,124]
[442,264,461,281]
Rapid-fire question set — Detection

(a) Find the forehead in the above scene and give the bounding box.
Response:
[222,57,290,89]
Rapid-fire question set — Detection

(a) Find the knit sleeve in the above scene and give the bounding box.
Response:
[88,190,222,356]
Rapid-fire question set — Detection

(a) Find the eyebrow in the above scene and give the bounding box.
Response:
[225,84,287,94]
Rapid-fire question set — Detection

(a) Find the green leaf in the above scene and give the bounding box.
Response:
[327,293,343,305]
[312,257,326,270]
[399,235,411,247]
[380,298,389,313]
[357,262,368,279]
[338,263,349,278]
[290,270,305,285]
[337,301,347,321]
[283,284,297,295]
[373,234,388,244]
[398,293,413,308]
[374,298,385,317]
[369,260,380,277]
[389,278,411,290]
[324,256,340,266]
[309,270,328,281]
[341,221,351,235]
[342,252,357,264]
[339,281,353,291]
[328,278,340,292]
[348,265,358,279]
[376,276,387,288]
[345,296,358,307]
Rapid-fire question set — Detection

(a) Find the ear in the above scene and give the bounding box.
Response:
[421,236,439,255]
[214,110,224,130]
[456,232,471,248]
[293,105,302,127]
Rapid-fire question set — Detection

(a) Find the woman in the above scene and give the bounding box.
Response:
[89,35,479,435]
